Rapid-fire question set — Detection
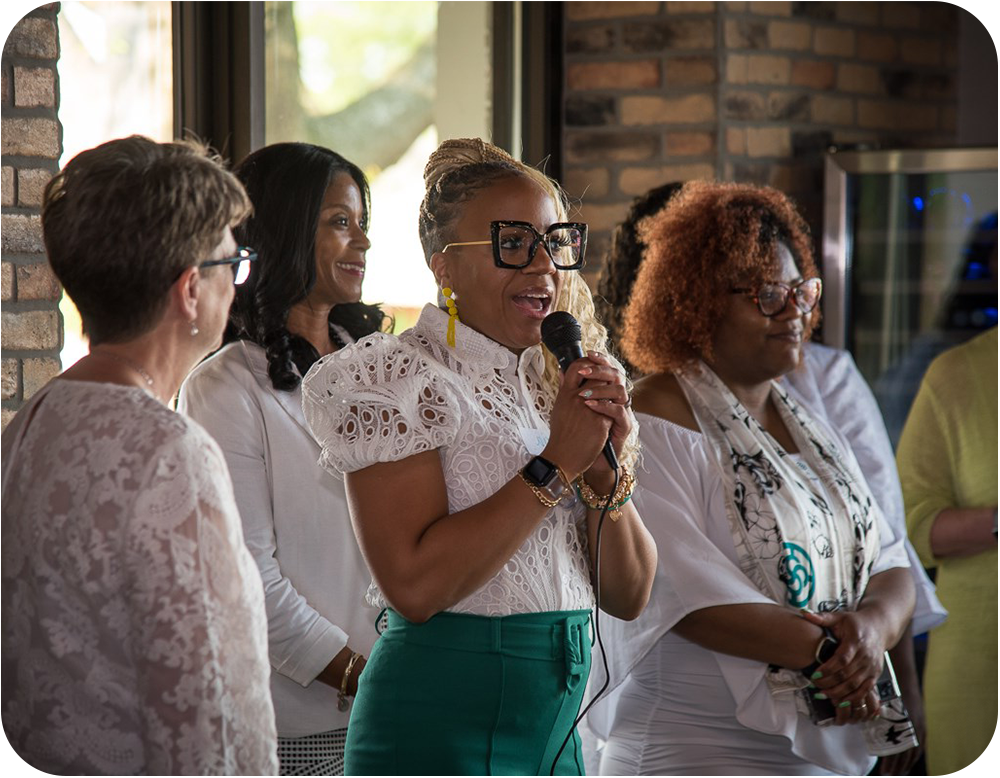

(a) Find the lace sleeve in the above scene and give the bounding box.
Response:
[302,334,461,474]
[126,427,277,775]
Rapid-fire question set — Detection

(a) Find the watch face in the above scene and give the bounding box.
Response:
[524,456,557,486]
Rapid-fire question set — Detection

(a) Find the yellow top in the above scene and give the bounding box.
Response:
[896,326,997,775]
[898,327,998,565]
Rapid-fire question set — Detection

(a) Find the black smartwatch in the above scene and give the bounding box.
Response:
[799,626,839,677]
[521,455,567,503]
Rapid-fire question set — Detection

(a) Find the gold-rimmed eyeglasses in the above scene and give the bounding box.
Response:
[730,277,822,316]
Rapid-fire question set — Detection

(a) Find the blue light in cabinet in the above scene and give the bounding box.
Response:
[965,261,988,280]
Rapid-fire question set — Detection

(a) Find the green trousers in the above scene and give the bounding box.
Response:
[345,609,592,776]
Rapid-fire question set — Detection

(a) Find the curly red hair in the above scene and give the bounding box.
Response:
[621,181,819,374]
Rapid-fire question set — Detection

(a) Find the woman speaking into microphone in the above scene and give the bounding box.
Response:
[301,138,656,775]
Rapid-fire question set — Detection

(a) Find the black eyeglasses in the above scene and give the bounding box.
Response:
[731,277,822,317]
[442,221,587,270]
[200,246,258,285]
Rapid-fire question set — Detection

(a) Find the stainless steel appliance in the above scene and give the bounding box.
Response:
[823,147,998,446]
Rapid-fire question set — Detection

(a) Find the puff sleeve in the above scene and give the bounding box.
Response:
[302,334,462,474]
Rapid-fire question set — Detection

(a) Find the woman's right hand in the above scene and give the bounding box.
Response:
[801,609,889,711]
[541,356,618,479]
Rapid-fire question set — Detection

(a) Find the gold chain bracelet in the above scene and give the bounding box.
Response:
[575,467,636,521]
[337,651,363,711]
[518,470,563,507]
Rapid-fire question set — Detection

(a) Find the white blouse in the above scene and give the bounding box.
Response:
[179,339,381,738]
[591,412,909,776]
[1,380,277,775]
[302,304,595,616]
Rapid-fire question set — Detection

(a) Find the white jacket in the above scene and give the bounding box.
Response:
[179,339,380,738]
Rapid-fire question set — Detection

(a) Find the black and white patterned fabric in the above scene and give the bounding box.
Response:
[677,363,916,756]
[277,728,348,776]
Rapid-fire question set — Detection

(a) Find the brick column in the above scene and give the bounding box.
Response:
[2,4,63,430]
[563,1,719,278]
[561,1,962,287]
[719,1,958,232]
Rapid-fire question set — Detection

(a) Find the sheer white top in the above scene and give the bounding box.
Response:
[1,380,277,775]
[302,304,595,616]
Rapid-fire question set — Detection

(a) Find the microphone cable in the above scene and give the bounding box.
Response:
[549,465,619,775]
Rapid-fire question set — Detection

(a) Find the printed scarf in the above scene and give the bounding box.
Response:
[677,363,916,755]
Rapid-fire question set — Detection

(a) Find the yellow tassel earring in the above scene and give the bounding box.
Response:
[442,287,459,348]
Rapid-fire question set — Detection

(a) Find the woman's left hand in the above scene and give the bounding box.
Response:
[575,351,632,479]
[567,352,656,622]
[833,687,882,726]
[800,609,889,707]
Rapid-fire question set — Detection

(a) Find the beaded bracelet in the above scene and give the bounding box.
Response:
[575,466,636,521]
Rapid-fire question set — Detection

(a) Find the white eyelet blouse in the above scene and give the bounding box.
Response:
[302,304,595,616]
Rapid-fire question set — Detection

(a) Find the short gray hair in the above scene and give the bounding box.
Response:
[42,135,251,345]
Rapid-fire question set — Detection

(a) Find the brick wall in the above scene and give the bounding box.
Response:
[562,1,965,284]
[1,4,62,430]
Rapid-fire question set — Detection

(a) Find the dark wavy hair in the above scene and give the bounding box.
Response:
[622,181,818,374]
[596,181,685,375]
[228,142,390,391]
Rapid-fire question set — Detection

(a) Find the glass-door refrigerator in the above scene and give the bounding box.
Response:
[823,147,998,447]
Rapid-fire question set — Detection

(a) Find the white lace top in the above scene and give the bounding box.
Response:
[1,380,277,775]
[302,304,595,616]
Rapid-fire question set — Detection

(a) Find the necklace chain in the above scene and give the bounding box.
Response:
[91,349,155,389]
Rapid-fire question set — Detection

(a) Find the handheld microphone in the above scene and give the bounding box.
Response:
[541,311,621,774]
[540,311,619,471]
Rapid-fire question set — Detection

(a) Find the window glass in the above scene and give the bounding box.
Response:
[56,1,173,366]
[264,1,492,331]
[847,168,998,448]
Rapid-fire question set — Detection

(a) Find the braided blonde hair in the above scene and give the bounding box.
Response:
[419,138,638,470]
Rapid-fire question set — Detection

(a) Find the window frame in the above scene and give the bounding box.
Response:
[172,1,560,170]
[172,1,265,163]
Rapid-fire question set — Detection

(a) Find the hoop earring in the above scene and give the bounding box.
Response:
[442,287,459,348]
